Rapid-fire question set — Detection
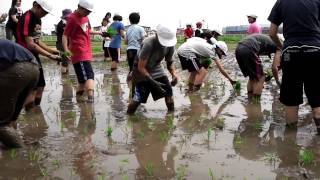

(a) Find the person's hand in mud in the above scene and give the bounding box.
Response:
[146,76,166,95]
[48,54,61,61]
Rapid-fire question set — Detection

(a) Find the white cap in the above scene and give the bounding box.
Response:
[156,24,177,47]
[215,41,228,55]
[212,29,223,36]
[79,0,94,12]
[247,14,258,19]
[35,0,53,14]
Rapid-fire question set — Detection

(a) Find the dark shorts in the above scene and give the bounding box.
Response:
[280,46,320,108]
[73,61,94,84]
[132,76,173,103]
[235,44,263,80]
[35,56,45,87]
[109,47,119,62]
[178,55,202,72]
[102,40,109,58]
[127,49,138,72]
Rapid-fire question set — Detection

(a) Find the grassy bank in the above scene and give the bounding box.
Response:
[42,34,244,56]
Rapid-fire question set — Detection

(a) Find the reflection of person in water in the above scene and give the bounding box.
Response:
[21,107,48,143]
[110,72,125,121]
[234,102,273,160]
[131,114,177,178]
[73,103,96,179]
[59,74,75,130]
[180,94,211,133]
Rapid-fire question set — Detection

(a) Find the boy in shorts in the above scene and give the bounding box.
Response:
[62,0,102,102]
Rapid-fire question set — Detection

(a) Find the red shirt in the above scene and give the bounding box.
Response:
[184,27,193,39]
[64,12,92,63]
[16,10,41,56]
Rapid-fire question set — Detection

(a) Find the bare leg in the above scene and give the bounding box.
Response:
[285,106,299,128]
[165,96,174,112]
[35,87,44,105]
[85,79,94,102]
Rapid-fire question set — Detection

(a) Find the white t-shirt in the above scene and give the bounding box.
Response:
[100,25,111,47]
[177,37,217,60]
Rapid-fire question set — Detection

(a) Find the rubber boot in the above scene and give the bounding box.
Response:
[127,101,140,115]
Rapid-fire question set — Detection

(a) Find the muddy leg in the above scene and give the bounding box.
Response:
[312,107,320,135]
[127,101,140,115]
[165,96,175,112]
[285,106,299,128]
[34,87,44,106]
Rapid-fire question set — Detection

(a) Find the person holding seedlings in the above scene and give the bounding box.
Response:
[235,34,281,100]
[125,12,146,81]
[5,0,23,40]
[0,39,39,148]
[16,0,61,110]
[268,0,320,134]
[108,14,125,71]
[247,14,261,35]
[127,24,178,114]
[177,37,235,92]
[56,9,72,74]
[62,0,102,103]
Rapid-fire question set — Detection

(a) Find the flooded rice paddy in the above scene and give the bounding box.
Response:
[1,54,320,180]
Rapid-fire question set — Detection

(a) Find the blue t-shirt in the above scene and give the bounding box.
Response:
[126,24,146,50]
[108,21,125,49]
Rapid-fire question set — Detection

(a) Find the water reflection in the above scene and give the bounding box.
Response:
[131,114,177,178]
[110,72,125,121]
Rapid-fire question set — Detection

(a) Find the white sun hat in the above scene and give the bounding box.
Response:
[247,14,258,19]
[79,0,94,12]
[35,0,53,14]
[156,24,177,47]
[215,41,228,55]
[212,29,223,36]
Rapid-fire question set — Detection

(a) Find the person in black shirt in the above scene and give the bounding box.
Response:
[56,9,72,74]
[268,0,320,135]
[0,39,39,148]
[5,0,23,40]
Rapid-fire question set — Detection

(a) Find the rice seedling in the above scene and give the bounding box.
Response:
[105,126,113,137]
[299,149,314,166]
[159,131,169,142]
[145,162,154,177]
[52,159,61,168]
[215,118,225,130]
[208,168,215,180]
[176,165,187,180]
[261,153,280,164]
[10,149,17,159]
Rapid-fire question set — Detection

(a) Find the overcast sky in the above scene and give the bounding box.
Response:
[0,0,277,33]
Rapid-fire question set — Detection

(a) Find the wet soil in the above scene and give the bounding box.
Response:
[1,54,320,180]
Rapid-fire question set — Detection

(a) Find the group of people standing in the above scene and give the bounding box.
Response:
[0,0,320,149]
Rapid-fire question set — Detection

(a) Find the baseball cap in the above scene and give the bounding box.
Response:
[215,41,228,55]
[79,0,94,12]
[156,24,177,47]
[35,0,53,14]
[247,14,258,19]
[61,9,72,19]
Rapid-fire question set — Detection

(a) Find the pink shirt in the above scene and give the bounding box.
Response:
[247,22,261,34]
[64,12,92,63]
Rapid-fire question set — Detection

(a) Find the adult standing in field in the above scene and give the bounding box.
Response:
[127,24,178,115]
[100,17,111,61]
[235,34,281,101]
[0,39,39,148]
[5,0,23,40]
[62,0,102,103]
[177,37,235,92]
[194,21,203,37]
[268,0,320,134]
[247,14,261,35]
[56,9,72,74]
[16,0,61,110]
[108,14,125,71]
[125,12,146,81]
[184,24,193,41]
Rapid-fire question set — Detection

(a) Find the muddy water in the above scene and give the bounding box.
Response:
[1,55,320,180]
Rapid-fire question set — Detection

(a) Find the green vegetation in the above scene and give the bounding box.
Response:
[299,149,315,166]
[106,127,113,137]
[262,153,280,164]
[145,162,154,177]
[176,165,187,180]
[208,168,215,180]
[234,81,241,91]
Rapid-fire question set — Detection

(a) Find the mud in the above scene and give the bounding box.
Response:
[0,54,320,180]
